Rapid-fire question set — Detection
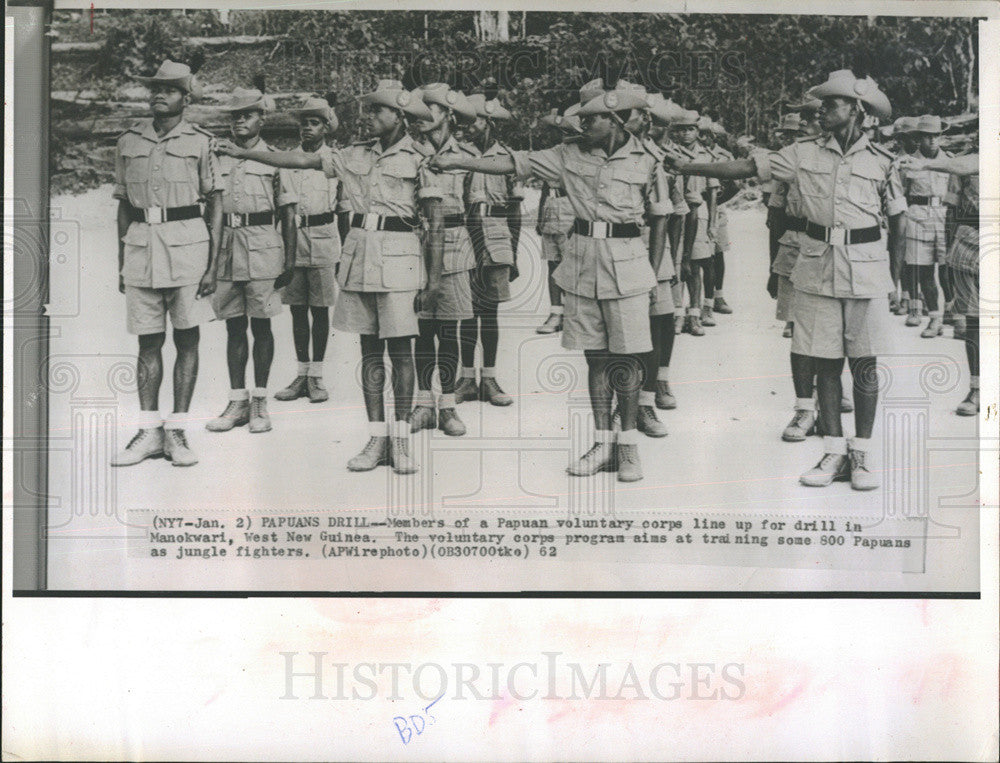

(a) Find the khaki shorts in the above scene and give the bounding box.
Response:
[541,231,571,262]
[691,216,713,261]
[952,267,979,316]
[418,270,474,321]
[776,274,795,322]
[650,282,675,316]
[333,288,419,339]
[213,279,283,320]
[125,283,214,335]
[904,218,947,266]
[791,289,891,359]
[471,263,511,304]
[282,266,338,307]
[563,291,653,355]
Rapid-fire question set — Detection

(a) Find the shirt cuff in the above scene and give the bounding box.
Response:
[886,196,907,217]
[113,185,127,200]
[750,150,772,184]
[276,192,299,207]
[511,151,533,181]
[647,200,672,217]
[672,200,690,217]
[417,185,442,200]
[320,152,337,179]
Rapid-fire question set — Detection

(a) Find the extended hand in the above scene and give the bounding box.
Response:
[428,155,457,172]
[213,138,244,158]
[767,272,779,300]
[197,270,217,298]
[896,155,926,172]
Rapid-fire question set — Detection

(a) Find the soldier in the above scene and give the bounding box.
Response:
[205,88,297,436]
[274,96,341,404]
[455,91,521,407]
[671,109,717,336]
[430,85,671,482]
[889,116,920,315]
[216,79,440,473]
[764,112,804,329]
[670,70,907,491]
[407,83,480,436]
[900,151,980,415]
[111,60,222,467]
[787,94,824,138]
[535,107,583,335]
[701,119,738,317]
[899,115,954,338]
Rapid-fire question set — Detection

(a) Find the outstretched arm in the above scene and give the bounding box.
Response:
[673,157,757,180]
[215,139,322,170]
[898,153,978,177]
[431,154,515,175]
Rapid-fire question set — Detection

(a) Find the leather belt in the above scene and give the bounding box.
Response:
[573,219,641,239]
[804,220,881,246]
[224,211,274,228]
[134,205,201,224]
[442,214,467,228]
[350,213,419,232]
[549,188,567,198]
[955,217,980,228]
[298,211,335,228]
[784,216,807,232]
[907,194,944,207]
[478,203,509,218]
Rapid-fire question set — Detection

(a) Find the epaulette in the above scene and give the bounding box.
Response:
[118,119,148,139]
[795,133,823,143]
[190,123,216,138]
[458,140,480,156]
[350,137,379,147]
[411,140,435,157]
[869,142,895,160]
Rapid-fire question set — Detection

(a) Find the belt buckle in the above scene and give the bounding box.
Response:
[827,226,846,246]
[591,221,610,239]
[930,196,941,207]
[145,206,165,224]
[298,214,308,227]
[230,213,245,228]
[363,214,380,232]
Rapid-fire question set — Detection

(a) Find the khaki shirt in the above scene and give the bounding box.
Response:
[470,141,522,267]
[753,133,907,298]
[320,134,438,292]
[945,169,980,273]
[901,150,952,230]
[114,119,223,288]
[217,138,297,281]
[422,136,479,274]
[288,143,341,268]
[538,180,575,235]
[512,134,670,299]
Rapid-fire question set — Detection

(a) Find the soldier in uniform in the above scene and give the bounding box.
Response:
[764,112,804,328]
[888,116,920,316]
[900,151,980,416]
[274,96,341,404]
[899,115,953,337]
[430,85,671,482]
[535,107,583,335]
[205,88,297,436]
[671,70,907,491]
[217,79,440,473]
[111,60,222,468]
[407,83,479,436]
[700,119,738,317]
[455,92,522,407]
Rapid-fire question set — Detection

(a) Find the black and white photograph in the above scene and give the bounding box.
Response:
[4,2,997,758]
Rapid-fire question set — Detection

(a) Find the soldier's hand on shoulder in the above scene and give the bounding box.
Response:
[214,138,243,158]
[428,155,456,172]
[896,155,925,172]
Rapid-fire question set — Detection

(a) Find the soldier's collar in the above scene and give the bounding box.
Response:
[139,117,193,142]
[376,132,412,157]
[822,130,871,157]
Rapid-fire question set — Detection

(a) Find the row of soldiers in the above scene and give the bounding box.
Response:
[111,60,980,491]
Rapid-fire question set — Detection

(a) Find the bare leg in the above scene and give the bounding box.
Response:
[171,326,199,413]
[137,332,166,410]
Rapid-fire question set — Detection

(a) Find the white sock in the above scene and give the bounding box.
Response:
[550,305,564,315]
[481,367,496,378]
[137,410,162,429]
[308,361,324,377]
[438,392,456,409]
[618,428,640,445]
[686,307,700,317]
[638,390,655,406]
[929,311,943,318]
[795,397,815,412]
[823,436,847,455]
[971,376,980,390]
[461,366,476,379]
[368,421,388,437]
[392,420,410,438]
[715,290,724,299]
[296,361,309,376]
[594,429,615,444]
[414,389,434,406]
[229,389,249,402]
[251,387,267,399]
[656,367,670,382]
[849,436,872,454]
[163,412,187,430]
[703,299,713,308]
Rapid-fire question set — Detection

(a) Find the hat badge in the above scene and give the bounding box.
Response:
[484,101,495,114]
[853,79,871,96]
[446,90,457,105]
[396,91,411,107]
[605,92,619,109]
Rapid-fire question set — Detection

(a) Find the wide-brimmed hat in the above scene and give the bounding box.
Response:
[914,114,943,134]
[671,109,700,127]
[774,113,803,133]
[135,59,199,96]
[295,96,338,131]
[358,79,433,120]
[564,79,605,117]
[218,87,273,114]
[710,121,727,136]
[419,83,478,122]
[786,94,823,114]
[697,115,714,132]
[646,93,684,125]
[576,89,650,117]
[467,93,513,121]
[808,69,892,120]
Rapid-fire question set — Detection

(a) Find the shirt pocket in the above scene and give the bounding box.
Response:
[609,166,647,209]
[245,226,285,278]
[798,234,828,258]
[847,162,883,213]
[381,232,422,290]
[121,143,153,201]
[121,223,151,283]
[242,162,278,211]
[847,241,890,295]
[377,157,418,205]
[609,238,655,294]
[163,219,210,282]
[481,215,514,266]
[797,157,832,199]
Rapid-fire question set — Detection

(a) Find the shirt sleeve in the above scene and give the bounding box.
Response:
[883,160,908,217]
[511,147,563,185]
[645,163,673,217]
[113,138,128,200]
[320,146,344,180]
[944,173,962,207]
[767,181,788,209]
[752,144,797,185]
[669,174,689,216]
[465,170,486,206]
[198,136,225,197]
[417,160,443,201]
[274,168,298,207]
